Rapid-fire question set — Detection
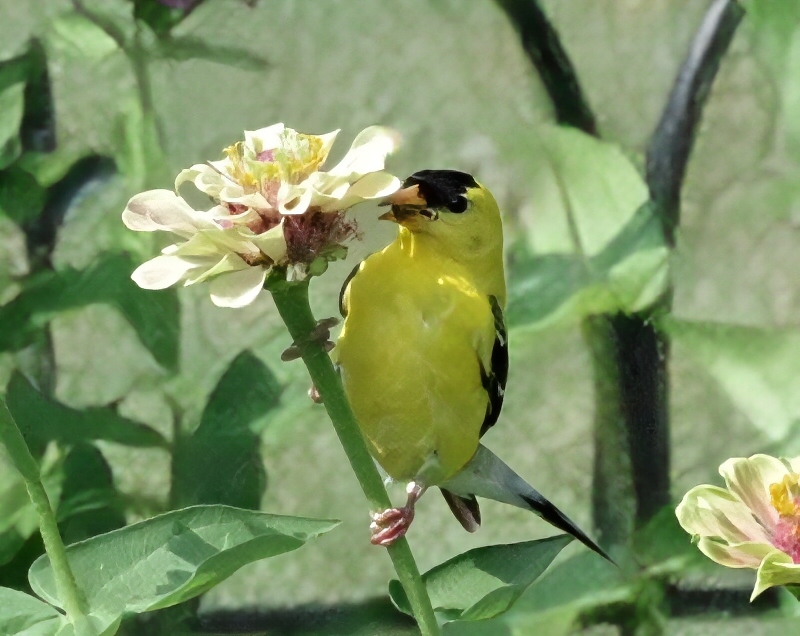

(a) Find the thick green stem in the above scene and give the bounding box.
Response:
[268,278,440,636]
[0,397,90,625]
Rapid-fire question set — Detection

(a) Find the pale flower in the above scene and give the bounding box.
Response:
[676,454,800,599]
[122,124,401,307]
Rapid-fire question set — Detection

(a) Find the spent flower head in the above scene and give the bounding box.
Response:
[122,124,400,307]
[676,454,800,600]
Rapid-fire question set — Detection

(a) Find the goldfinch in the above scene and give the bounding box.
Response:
[335,170,607,560]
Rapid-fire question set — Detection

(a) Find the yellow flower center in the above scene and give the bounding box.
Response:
[770,473,800,563]
[223,130,327,196]
[771,473,800,516]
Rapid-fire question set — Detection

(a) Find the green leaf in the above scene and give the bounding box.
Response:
[6,372,167,448]
[49,13,119,60]
[0,253,179,371]
[0,530,25,567]
[133,0,187,36]
[17,148,92,188]
[0,165,47,225]
[0,82,24,169]
[42,8,139,170]
[538,556,629,607]
[0,471,35,538]
[0,587,64,636]
[532,126,650,256]
[172,351,281,509]
[389,535,572,623]
[742,1,800,160]
[496,550,631,635]
[665,318,800,441]
[57,443,126,544]
[632,505,707,575]
[0,456,64,570]
[507,201,669,328]
[28,505,339,624]
[153,36,270,71]
[444,620,513,636]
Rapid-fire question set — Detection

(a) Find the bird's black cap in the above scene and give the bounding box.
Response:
[402,169,477,213]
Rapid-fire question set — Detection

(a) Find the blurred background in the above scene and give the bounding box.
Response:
[2,0,800,634]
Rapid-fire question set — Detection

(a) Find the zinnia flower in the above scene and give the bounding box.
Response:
[676,454,800,599]
[122,124,400,307]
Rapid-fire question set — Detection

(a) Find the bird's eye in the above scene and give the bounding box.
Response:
[445,196,469,214]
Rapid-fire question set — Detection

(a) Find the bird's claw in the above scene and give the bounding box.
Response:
[369,481,425,547]
[370,506,415,546]
[281,317,340,362]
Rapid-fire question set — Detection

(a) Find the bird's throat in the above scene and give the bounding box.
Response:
[396,227,506,305]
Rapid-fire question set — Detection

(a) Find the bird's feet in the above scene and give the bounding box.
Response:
[370,482,425,547]
[281,317,339,362]
[370,506,415,546]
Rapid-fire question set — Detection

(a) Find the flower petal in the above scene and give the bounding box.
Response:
[208,205,260,226]
[201,227,259,257]
[188,253,249,285]
[752,549,800,600]
[218,186,270,210]
[175,164,226,198]
[720,455,788,531]
[247,222,287,264]
[278,183,314,216]
[123,190,216,238]
[209,266,267,308]
[321,171,401,212]
[166,233,224,258]
[315,129,340,165]
[696,538,773,569]
[131,255,207,289]
[676,485,771,544]
[244,123,285,154]
[326,126,400,178]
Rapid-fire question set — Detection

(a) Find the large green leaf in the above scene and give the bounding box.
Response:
[150,35,270,71]
[0,474,39,569]
[507,201,669,328]
[0,81,24,169]
[5,372,167,448]
[42,7,138,170]
[503,126,668,330]
[57,443,126,544]
[0,587,64,636]
[172,350,281,509]
[527,126,650,256]
[0,454,64,571]
[0,166,47,225]
[389,536,572,623]
[632,505,709,575]
[666,318,800,441]
[0,253,179,371]
[28,505,338,625]
[497,550,631,636]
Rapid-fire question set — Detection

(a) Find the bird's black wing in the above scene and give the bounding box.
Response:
[338,262,361,318]
[479,295,508,437]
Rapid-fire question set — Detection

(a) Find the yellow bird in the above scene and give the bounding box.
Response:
[335,169,607,559]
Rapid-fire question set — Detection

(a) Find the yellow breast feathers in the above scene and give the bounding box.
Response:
[336,239,495,485]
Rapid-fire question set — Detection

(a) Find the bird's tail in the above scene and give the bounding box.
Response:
[441,444,612,563]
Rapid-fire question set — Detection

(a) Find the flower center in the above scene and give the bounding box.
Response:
[223,130,326,198]
[770,473,800,563]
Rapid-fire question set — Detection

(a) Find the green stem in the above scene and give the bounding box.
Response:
[0,397,90,624]
[268,278,441,636]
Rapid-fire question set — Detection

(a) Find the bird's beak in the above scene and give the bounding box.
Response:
[378,185,427,224]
